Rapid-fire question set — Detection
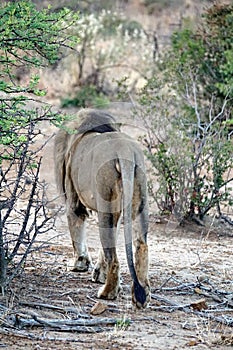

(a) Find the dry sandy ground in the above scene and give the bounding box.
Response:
[0,105,232,349]
[0,215,232,350]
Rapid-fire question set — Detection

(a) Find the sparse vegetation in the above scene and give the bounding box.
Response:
[135,2,233,224]
[59,9,154,104]
[61,84,109,108]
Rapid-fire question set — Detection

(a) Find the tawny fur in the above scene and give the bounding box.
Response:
[54,109,150,308]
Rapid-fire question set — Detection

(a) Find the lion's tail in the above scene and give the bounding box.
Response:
[119,158,147,306]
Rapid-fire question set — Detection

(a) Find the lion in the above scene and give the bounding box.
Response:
[54,109,150,308]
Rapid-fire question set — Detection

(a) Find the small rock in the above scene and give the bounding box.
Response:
[90,301,108,315]
[190,298,208,311]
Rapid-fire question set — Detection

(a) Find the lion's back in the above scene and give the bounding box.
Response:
[54,109,119,198]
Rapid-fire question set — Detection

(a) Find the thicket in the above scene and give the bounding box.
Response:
[60,9,154,108]
[136,3,233,224]
[0,1,78,292]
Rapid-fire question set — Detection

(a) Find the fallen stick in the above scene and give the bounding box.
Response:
[156,282,199,292]
[151,293,188,308]
[19,301,88,317]
[195,311,233,327]
[151,293,233,327]
[0,327,93,343]
[14,314,129,332]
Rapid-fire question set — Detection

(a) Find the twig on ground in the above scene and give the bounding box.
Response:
[0,327,93,343]
[151,293,233,327]
[13,314,128,332]
[19,301,88,317]
[156,281,200,292]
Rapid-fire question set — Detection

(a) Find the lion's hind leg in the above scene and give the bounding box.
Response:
[132,208,150,308]
[133,239,150,308]
[96,212,120,300]
[97,248,120,300]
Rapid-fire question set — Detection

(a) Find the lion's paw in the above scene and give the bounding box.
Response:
[71,255,91,272]
[97,284,119,300]
[132,282,150,309]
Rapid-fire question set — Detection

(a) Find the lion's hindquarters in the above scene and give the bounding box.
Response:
[93,141,150,308]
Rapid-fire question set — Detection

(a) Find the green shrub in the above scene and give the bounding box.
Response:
[171,3,233,115]
[135,3,233,224]
[61,85,109,108]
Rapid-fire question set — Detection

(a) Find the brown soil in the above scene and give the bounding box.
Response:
[0,105,232,350]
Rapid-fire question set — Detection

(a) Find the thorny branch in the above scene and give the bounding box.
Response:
[0,115,61,292]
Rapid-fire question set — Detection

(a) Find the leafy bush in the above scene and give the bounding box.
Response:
[171,3,233,116]
[0,0,78,292]
[138,79,232,223]
[135,3,233,224]
[61,85,109,108]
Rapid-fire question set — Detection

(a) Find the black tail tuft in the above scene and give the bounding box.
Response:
[133,281,147,306]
